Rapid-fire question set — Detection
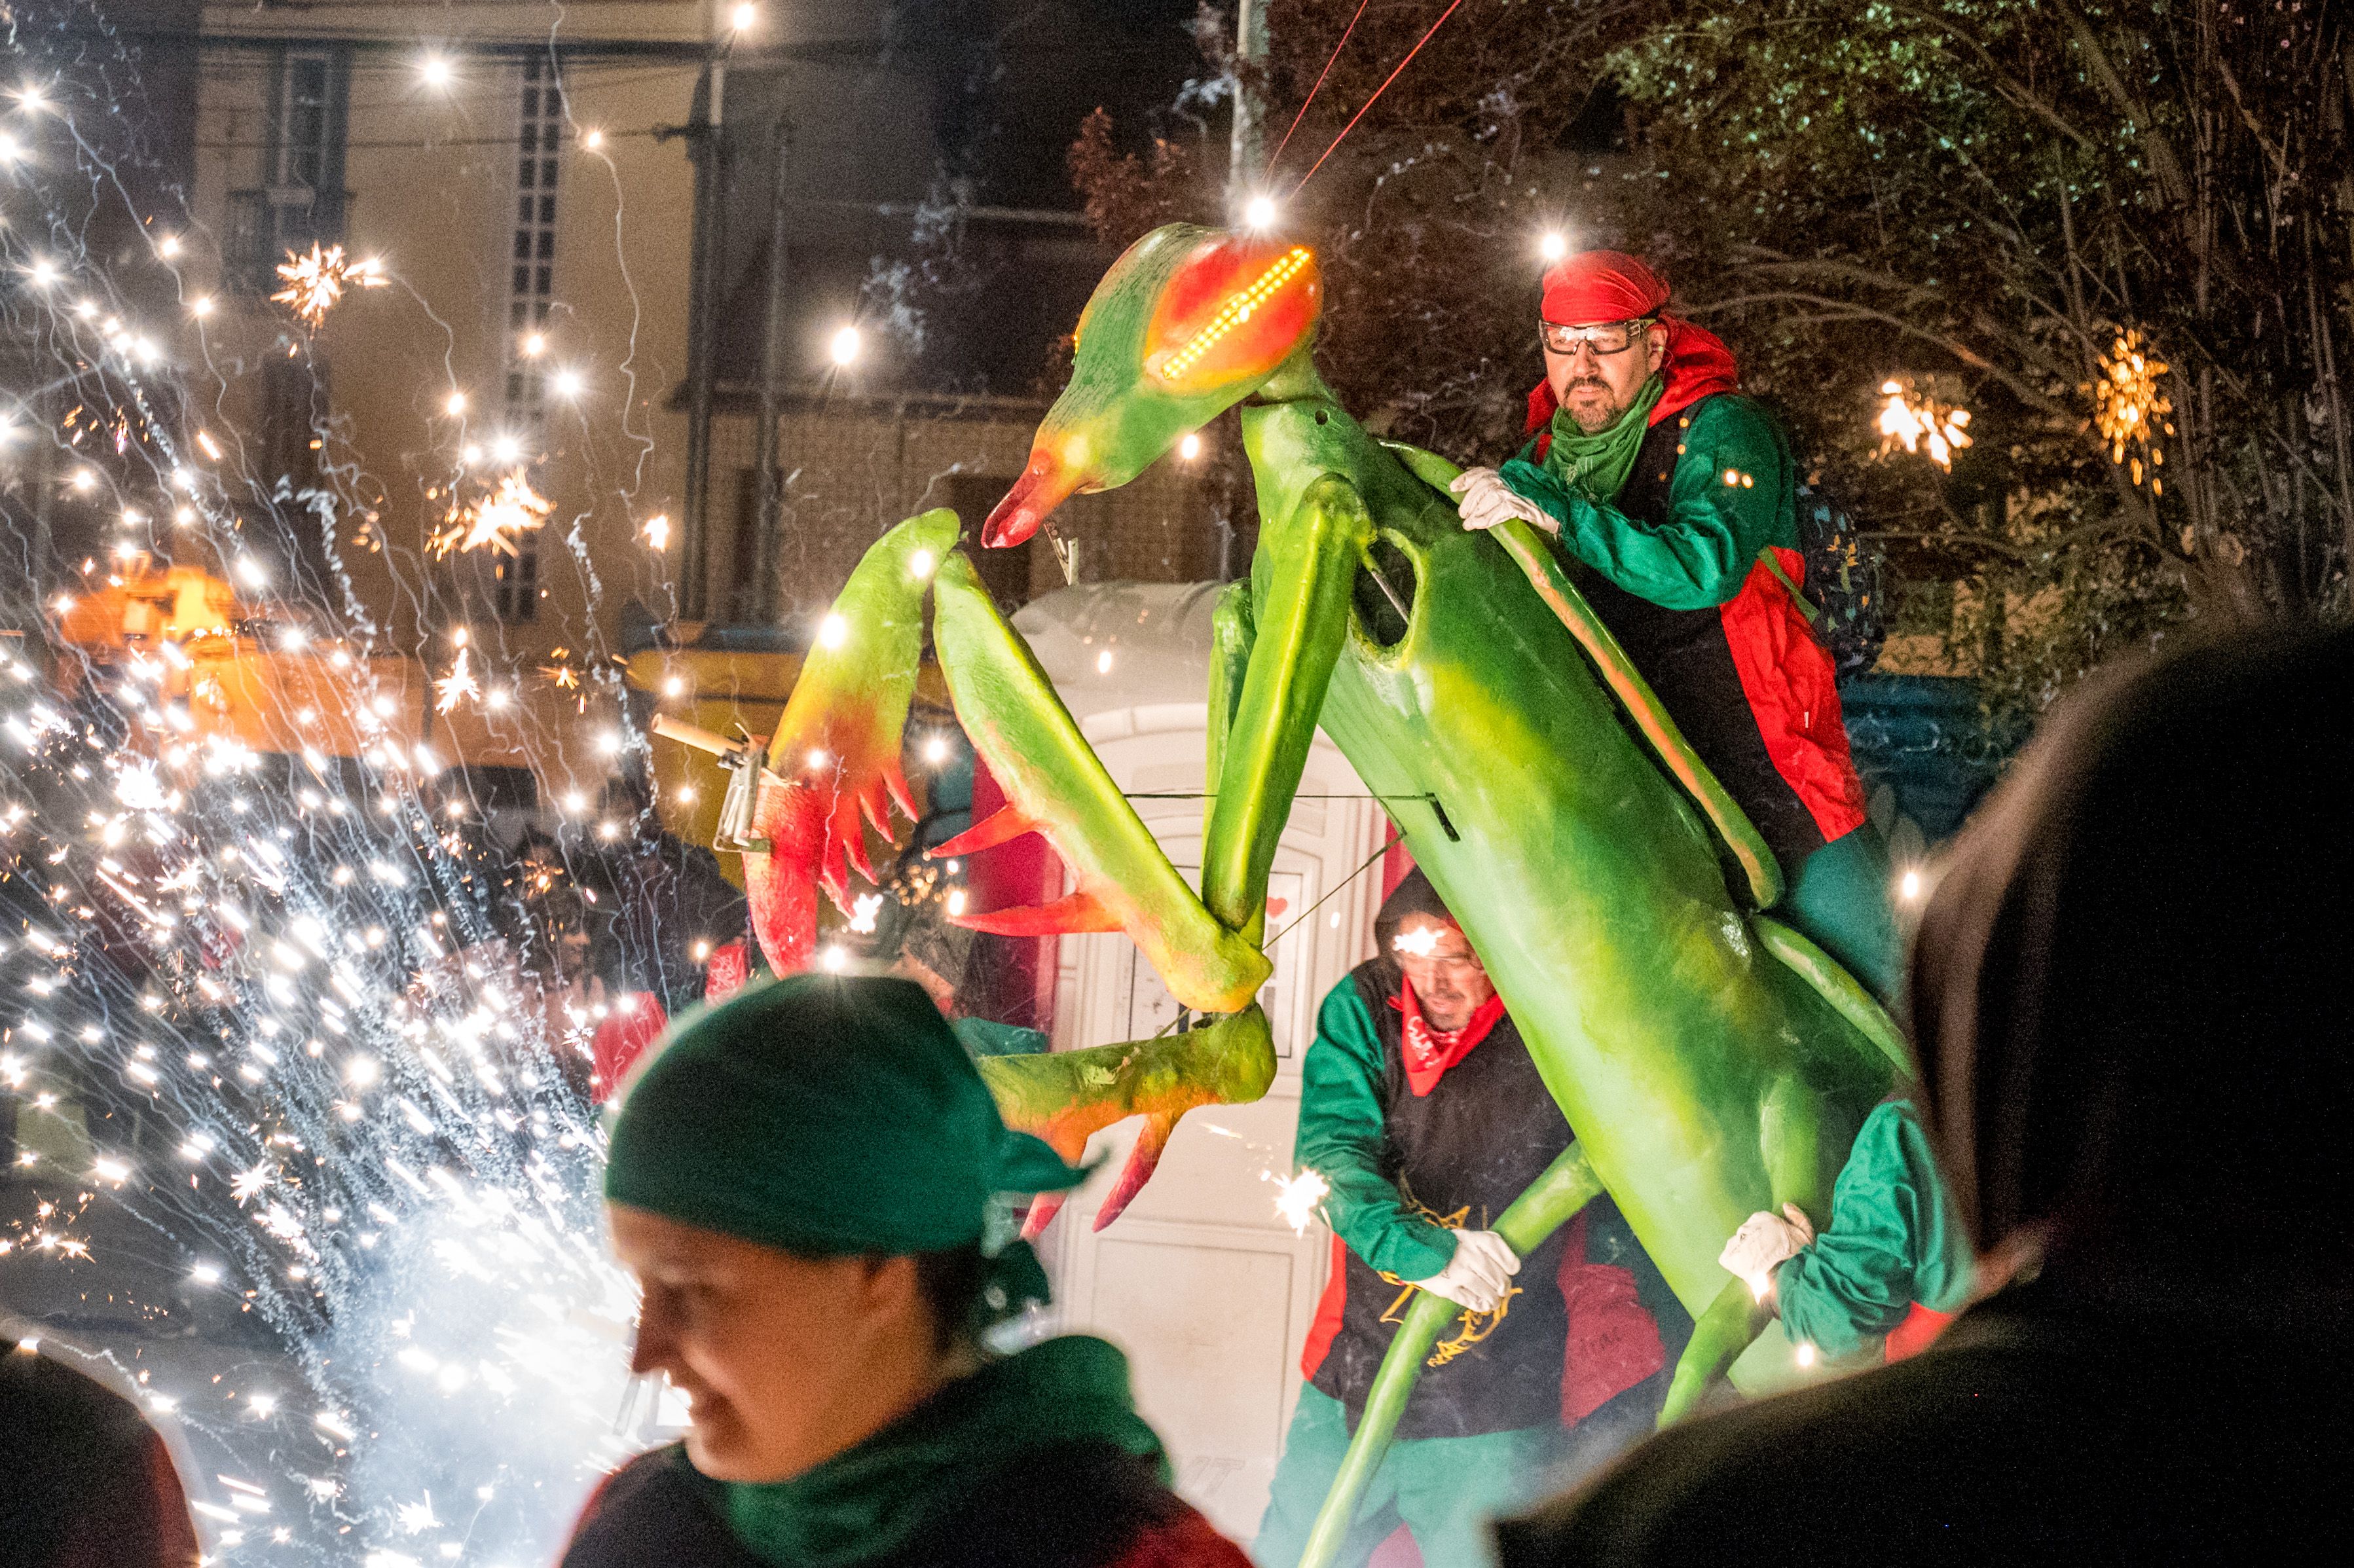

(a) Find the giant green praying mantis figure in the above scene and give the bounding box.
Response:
[687,226,1917,1559]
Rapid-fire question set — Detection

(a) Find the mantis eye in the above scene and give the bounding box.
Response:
[1143,237,1321,395]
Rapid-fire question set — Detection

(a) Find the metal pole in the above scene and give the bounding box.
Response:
[1228,0,1270,218]
[750,116,792,627]
[678,24,730,623]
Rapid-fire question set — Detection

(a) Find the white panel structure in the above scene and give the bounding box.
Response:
[1012,585,1388,1542]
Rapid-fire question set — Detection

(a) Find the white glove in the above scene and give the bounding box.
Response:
[1449,467,1560,536]
[1718,1203,1816,1300]
[1412,1229,1520,1314]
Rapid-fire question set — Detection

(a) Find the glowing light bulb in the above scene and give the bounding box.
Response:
[1539,230,1568,263]
[26,257,57,287]
[946,889,967,918]
[1899,869,1923,902]
[908,548,934,579]
[17,85,46,114]
[552,368,585,398]
[1242,194,1278,231]
[419,54,454,89]
[156,234,183,259]
[731,3,759,33]
[444,391,467,416]
[820,945,847,973]
[189,295,213,318]
[921,735,949,765]
[520,332,546,357]
[828,325,862,367]
[1177,432,1202,461]
[1095,649,1113,675]
[805,749,829,771]
[581,128,605,151]
[490,435,522,462]
[70,465,98,491]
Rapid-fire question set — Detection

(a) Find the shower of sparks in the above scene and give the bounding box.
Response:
[1875,380,1974,471]
[431,471,552,559]
[1271,1168,1331,1235]
[2090,329,2173,493]
[271,244,388,329]
[433,647,481,714]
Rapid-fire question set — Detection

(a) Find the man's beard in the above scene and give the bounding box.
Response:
[1562,376,1625,433]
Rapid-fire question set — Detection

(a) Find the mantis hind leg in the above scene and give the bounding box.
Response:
[1294,1145,1604,1568]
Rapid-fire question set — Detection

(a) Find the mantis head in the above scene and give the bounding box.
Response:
[984,224,1323,547]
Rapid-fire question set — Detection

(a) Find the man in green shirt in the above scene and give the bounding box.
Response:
[1252,874,1682,1568]
[1450,249,1897,998]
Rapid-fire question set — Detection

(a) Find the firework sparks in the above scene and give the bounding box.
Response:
[271,244,388,329]
[640,513,672,551]
[2090,329,2173,493]
[431,471,552,558]
[1876,380,1973,471]
[1271,1168,1331,1235]
[433,648,481,714]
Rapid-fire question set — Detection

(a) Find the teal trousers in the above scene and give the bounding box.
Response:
[1783,820,1902,1003]
[1250,1385,1570,1568]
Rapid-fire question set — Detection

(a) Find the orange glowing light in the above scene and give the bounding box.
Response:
[1146,239,1321,392]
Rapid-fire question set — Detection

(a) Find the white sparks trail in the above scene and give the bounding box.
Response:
[0,9,694,1562]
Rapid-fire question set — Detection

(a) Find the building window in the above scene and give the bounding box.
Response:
[225,48,350,295]
[494,56,566,623]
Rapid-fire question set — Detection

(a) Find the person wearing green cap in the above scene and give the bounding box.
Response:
[559,974,1253,1568]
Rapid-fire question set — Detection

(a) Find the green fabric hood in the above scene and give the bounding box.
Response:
[604,974,1085,1260]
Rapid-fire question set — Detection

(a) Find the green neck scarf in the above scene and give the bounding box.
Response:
[1541,373,1664,503]
[693,1336,1164,1568]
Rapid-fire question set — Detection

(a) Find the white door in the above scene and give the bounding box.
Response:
[1041,701,1388,1541]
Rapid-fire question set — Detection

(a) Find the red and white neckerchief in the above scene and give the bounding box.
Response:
[1391,975,1507,1097]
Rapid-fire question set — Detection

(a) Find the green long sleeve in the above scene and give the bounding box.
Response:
[1775,1099,1974,1358]
[1293,978,1460,1283]
[1507,395,1797,611]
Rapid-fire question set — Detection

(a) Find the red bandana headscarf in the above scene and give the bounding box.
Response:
[1526,249,1740,448]
[1391,975,1507,1097]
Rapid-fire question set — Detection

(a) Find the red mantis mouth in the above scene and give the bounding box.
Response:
[982,453,1086,548]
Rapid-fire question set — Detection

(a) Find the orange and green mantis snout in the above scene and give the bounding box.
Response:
[984,225,1322,547]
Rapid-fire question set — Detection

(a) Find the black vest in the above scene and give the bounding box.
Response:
[1309,961,1578,1439]
[1579,399,1828,871]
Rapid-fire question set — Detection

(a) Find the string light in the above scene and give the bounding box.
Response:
[443,392,467,416]
[1177,432,1202,461]
[2091,329,2172,494]
[1156,246,1314,382]
[418,54,454,89]
[1539,230,1568,263]
[1241,194,1279,231]
[1876,380,1972,471]
[828,325,862,367]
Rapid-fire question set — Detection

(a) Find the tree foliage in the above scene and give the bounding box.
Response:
[1070,1,2353,711]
